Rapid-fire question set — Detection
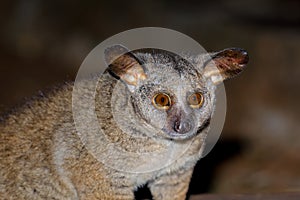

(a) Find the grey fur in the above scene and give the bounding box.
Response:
[0,45,248,199]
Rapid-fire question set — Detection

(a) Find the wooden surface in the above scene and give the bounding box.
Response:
[190,193,300,200]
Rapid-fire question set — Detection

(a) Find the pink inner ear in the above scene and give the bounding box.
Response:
[108,52,147,86]
[104,45,129,65]
[204,48,248,84]
[120,65,147,86]
[217,48,248,66]
[213,48,248,75]
[214,57,242,72]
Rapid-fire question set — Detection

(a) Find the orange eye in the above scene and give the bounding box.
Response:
[152,93,171,110]
[188,92,204,108]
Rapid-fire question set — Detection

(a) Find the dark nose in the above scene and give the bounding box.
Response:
[174,120,191,134]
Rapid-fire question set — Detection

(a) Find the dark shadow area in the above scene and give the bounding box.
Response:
[134,183,153,200]
[134,136,246,200]
[187,136,245,197]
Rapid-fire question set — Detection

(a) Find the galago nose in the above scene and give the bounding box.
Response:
[174,120,191,134]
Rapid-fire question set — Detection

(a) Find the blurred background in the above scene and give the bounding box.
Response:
[0,0,299,197]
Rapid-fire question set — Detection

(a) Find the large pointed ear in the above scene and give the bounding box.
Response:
[104,45,147,92]
[203,48,249,85]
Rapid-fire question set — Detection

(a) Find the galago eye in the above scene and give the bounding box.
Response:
[188,92,204,108]
[152,93,171,110]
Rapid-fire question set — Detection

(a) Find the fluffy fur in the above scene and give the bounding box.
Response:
[0,46,248,199]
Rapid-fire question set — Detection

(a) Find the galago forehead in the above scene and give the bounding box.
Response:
[144,65,205,92]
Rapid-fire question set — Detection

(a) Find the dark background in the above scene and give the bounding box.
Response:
[1,0,300,196]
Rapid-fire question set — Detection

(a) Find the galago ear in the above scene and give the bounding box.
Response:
[203,48,249,85]
[104,45,147,92]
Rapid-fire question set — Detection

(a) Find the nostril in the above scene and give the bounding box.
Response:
[174,120,191,134]
[174,120,181,132]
